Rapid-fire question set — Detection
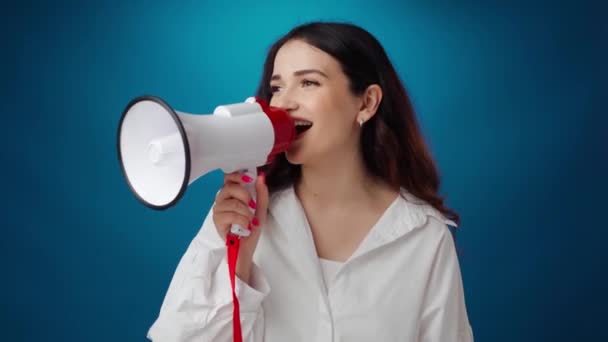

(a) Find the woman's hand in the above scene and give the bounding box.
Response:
[212,171,269,284]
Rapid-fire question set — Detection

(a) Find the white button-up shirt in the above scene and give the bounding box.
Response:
[147,186,474,341]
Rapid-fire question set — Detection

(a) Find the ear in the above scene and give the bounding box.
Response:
[357,84,383,122]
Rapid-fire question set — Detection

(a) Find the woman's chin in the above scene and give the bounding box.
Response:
[284,150,304,165]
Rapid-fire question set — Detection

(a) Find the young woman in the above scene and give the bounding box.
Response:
[147,22,474,341]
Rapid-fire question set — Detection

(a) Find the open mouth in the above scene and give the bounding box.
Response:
[295,120,313,136]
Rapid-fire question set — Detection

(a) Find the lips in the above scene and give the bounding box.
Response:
[294,119,313,137]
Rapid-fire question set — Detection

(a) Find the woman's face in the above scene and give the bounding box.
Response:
[269,39,363,166]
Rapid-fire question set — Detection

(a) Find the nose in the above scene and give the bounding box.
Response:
[270,92,299,113]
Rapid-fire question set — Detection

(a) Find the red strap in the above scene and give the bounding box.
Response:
[226,233,243,342]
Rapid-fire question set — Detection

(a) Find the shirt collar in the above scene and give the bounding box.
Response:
[268,185,457,262]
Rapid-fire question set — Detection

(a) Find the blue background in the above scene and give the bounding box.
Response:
[3,0,606,341]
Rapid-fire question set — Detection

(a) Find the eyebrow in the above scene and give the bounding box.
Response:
[270,69,329,81]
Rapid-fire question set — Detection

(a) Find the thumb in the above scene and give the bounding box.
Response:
[254,172,269,225]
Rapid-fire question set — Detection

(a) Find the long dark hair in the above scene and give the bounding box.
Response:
[256,22,459,225]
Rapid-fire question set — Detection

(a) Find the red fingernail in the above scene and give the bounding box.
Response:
[241,175,253,183]
[249,199,257,209]
[259,172,266,185]
[252,217,259,226]
[248,223,253,231]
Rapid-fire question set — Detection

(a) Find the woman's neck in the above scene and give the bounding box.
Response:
[295,148,395,209]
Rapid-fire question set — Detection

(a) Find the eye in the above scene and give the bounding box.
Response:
[270,85,281,93]
[301,79,320,87]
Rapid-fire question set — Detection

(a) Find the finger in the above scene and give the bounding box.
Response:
[214,212,252,235]
[253,172,269,225]
[213,198,255,221]
[224,170,256,186]
[215,182,253,205]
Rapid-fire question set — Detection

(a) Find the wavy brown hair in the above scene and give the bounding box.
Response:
[255,22,459,226]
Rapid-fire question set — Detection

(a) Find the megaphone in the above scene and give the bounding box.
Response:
[117,95,296,236]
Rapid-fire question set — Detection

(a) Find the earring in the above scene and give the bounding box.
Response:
[358,118,365,127]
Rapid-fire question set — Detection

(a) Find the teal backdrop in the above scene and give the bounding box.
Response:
[3,0,606,341]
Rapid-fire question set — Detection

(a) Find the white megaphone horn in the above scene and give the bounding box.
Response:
[117,95,296,236]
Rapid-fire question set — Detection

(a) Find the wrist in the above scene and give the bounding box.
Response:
[236,255,253,284]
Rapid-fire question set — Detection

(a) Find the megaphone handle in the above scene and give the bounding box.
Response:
[230,167,258,237]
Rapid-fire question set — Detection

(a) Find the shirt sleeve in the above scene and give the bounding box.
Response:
[418,219,474,342]
[146,207,270,342]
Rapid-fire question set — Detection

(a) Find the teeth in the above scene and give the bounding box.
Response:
[295,120,313,126]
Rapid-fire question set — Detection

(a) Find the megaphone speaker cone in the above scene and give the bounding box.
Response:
[117,96,191,210]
